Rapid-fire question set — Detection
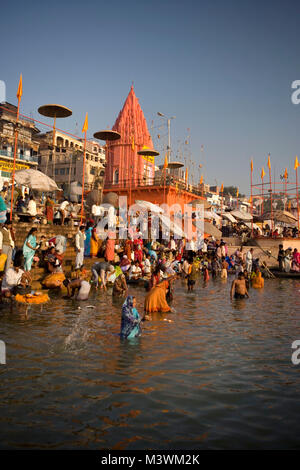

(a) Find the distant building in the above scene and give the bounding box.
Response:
[0,102,39,187]
[36,130,106,190]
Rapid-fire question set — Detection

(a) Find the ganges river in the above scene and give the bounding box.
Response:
[0,277,300,450]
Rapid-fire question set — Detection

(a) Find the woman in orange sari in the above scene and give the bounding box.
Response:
[90,227,99,258]
[105,232,115,262]
[144,279,171,313]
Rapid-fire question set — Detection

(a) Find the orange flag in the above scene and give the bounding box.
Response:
[261,167,265,179]
[185,168,188,182]
[220,183,224,193]
[284,168,288,179]
[267,154,271,170]
[250,159,253,173]
[163,153,168,169]
[295,156,299,170]
[236,188,239,197]
[82,113,88,133]
[200,175,203,185]
[248,196,252,204]
[16,74,23,101]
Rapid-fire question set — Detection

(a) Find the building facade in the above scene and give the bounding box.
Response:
[0,102,39,187]
[36,130,106,190]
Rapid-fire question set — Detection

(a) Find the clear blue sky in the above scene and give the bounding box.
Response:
[2,0,300,195]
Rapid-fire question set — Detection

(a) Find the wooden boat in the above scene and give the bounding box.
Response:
[270,269,300,279]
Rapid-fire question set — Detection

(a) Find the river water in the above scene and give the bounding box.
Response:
[0,277,300,450]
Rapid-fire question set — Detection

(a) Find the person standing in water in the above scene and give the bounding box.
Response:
[230,272,249,300]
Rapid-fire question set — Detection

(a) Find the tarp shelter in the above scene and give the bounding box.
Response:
[222,212,237,223]
[135,200,163,214]
[244,222,262,234]
[230,210,252,221]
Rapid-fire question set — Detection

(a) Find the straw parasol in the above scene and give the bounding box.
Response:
[257,210,297,225]
[14,169,59,192]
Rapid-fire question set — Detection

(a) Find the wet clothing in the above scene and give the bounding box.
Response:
[144,280,171,313]
[120,296,141,339]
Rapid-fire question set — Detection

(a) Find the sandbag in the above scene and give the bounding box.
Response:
[16,292,49,304]
[42,273,66,289]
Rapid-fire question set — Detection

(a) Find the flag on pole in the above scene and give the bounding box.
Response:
[284,168,288,179]
[261,167,265,179]
[163,153,168,169]
[16,74,23,101]
[295,156,299,170]
[200,175,203,185]
[82,113,88,133]
[220,183,224,193]
[250,159,253,173]
[236,188,239,197]
[248,196,252,203]
[185,168,188,182]
[267,154,271,170]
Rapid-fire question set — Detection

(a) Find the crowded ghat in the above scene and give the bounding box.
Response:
[0,179,299,341]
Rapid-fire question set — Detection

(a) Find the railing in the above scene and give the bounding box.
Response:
[0,150,38,163]
[104,175,204,196]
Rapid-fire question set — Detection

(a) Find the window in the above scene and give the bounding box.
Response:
[90,166,96,175]
[60,168,65,175]
[113,169,119,184]
[55,169,59,175]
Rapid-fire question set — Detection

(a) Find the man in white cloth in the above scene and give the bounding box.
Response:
[75,225,86,270]
[245,248,253,274]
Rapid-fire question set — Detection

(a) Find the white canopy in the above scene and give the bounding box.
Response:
[222,212,237,223]
[14,169,59,192]
[158,213,187,238]
[244,222,262,234]
[135,200,163,214]
[204,210,221,221]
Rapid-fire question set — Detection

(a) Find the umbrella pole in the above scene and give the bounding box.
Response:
[251,164,253,238]
[296,165,300,237]
[10,95,21,221]
[52,115,56,182]
[80,130,87,225]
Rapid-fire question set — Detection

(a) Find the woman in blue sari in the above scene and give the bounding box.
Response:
[120,295,141,339]
[23,227,37,271]
[0,194,7,223]
[84,222,93,257]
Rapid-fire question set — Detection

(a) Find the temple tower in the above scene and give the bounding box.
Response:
[104,85,155,189]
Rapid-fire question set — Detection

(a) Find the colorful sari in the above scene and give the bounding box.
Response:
[45,198,54,224]
[84,227,93,257]
[23,234,37,271]
[144,280,171,313]
[90,228,99,257]
[120,296,141,339]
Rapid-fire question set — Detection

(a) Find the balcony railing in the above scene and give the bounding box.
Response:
[0,150,38,163]
[105,175,204,197]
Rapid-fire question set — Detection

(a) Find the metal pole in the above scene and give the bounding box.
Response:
[10,97,21,221]
[167,118,171,163]
[80,131,87,225]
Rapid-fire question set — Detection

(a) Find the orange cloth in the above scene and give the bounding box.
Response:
[144,280,171,313]
[105,238,115,262]
[252,272,264,288]
[90,229,99,257]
